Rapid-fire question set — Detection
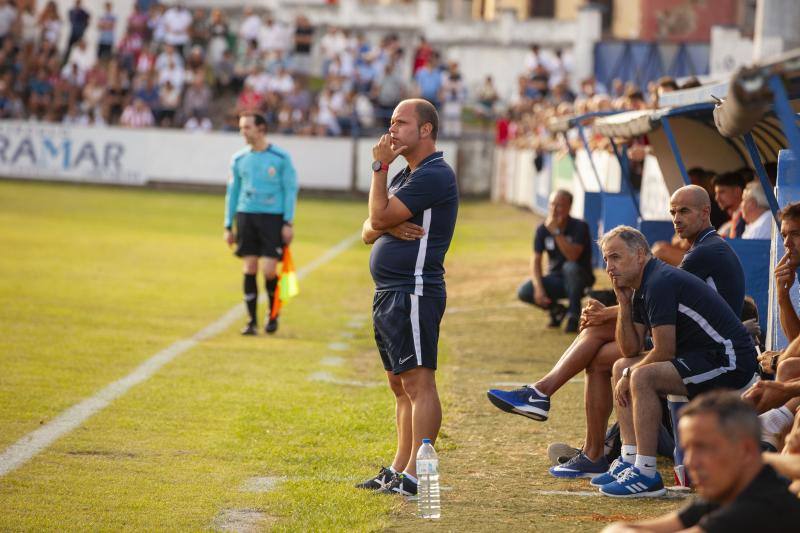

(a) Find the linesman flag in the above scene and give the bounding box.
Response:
[270,246,299,319]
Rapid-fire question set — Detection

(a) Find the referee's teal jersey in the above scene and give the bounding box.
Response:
[224,144,299,228]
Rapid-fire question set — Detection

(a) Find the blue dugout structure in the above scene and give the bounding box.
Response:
[592,94,788,335]
[712,48,800,350]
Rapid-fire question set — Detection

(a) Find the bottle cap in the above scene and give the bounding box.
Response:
[422,438,431,444]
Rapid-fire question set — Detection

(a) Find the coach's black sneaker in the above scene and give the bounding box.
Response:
[547,303,567,328]
[355,466,394,490]
[241,322,257,335]
[378,473,417,496]
[265,316,279,334]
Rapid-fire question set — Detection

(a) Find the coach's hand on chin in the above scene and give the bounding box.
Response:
[372,134,406,167]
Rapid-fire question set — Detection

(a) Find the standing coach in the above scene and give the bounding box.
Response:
[224,112,299,335]
[358,99,458,496]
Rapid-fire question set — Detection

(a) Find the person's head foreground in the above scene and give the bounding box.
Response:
[679,390,761,503]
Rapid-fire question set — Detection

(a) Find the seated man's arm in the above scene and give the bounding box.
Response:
[553,234,584,262]
[531,251,550,307]
[634,325,676,368]
[776,252,800,341]
[763,451,800,480]
[779,333,800,364]
[615,298,647,357]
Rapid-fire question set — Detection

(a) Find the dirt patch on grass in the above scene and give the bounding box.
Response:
[211,509,276,532]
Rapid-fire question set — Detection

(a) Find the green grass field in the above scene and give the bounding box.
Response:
[0,181,684,531]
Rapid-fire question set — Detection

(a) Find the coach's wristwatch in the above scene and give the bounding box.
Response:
[372,160,389,172]
[622,367,631,379]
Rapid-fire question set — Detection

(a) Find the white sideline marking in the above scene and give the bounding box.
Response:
[241,476,284,493]
[328,342,349,351]
[0,232,362,479]
[320,356,345,367]
[339,331,355,339]
[533,489,691,499]
[308,371,381,388]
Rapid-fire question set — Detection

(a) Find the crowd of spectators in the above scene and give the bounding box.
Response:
[0,0,495,137]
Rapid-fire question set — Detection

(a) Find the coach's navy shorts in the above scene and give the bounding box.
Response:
[373,291,446,375]
[235,212,284,259]
[671,348,757,399]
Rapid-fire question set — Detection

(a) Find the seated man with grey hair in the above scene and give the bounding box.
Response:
[602,391,800,531]
[741,181,774,240]
[595,226,757,497]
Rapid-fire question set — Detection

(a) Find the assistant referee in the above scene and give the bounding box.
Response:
[224,112,299,335]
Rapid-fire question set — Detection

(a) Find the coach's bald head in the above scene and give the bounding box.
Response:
[670,185,712,241]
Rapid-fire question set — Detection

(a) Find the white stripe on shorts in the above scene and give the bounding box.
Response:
[410,294,422,366]
[413,209,432,296]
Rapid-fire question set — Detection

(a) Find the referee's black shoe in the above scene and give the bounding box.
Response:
[241,322,257,335]
[265,317,279,334]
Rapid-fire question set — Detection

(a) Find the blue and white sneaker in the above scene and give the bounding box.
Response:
[549,452,609,479]
[486,386,550,421]
[599,466,666,498]
[590,457,631,487]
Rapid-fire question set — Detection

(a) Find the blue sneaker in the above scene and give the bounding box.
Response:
[599,466,666,498]
[590,457,631,487]
[486,386,550,421]
[549,452,609,479]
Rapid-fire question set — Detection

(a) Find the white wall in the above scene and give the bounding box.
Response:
[0,121,353,190]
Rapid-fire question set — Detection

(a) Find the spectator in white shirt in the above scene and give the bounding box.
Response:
[65,39,95,76]
[742,180,774,240]
[162,2,192,56]
[524,44,544,76]
[269,66,294,95]
[158,58,185,92]
[244,66,271,95]
[258,15,287,57]
[0,0,17,47]
[238,6,261,48]
[155,44,184,72]
[319,26,347,76]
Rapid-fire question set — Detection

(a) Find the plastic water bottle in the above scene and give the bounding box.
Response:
[416,438,441,519]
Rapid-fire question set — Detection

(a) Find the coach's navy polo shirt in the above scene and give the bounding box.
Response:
[369,151,459,298]
[632,258,756,371]
[678,227,745,317]
[533,217,594,284]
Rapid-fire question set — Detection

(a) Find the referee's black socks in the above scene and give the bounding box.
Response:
[266,276,278,315]
[243,274,258,325]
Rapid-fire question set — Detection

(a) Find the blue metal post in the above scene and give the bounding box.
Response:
[743,132,780,223]
[561,132,588,191]
[768,75,800,158]
[660,116,691,186]
[609,138,643,219]
[576,123,606,192]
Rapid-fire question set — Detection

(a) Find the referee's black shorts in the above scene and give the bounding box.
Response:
[373,291,446,375]
[235,213,284,259]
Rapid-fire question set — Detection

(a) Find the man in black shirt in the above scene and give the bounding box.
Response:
[602,391,800,532]
[518,189,594,333]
